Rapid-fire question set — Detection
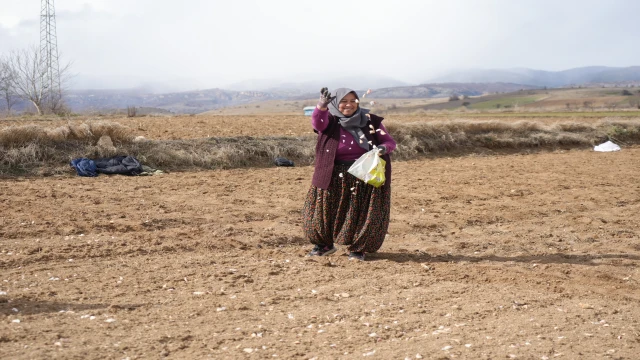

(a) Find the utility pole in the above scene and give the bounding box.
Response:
[40,0,61,108]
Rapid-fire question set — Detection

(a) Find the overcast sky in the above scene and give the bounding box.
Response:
[1,0,639,91]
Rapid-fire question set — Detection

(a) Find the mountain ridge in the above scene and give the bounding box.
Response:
[61,82,539,114]
[9,66,639,114]
[429,66,640,87]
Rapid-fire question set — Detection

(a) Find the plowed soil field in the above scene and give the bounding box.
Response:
[1,115,640,359]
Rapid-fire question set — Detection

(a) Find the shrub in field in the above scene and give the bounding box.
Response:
[602,120,640,143]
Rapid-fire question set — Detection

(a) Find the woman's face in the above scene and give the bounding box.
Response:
[338,92,359,117]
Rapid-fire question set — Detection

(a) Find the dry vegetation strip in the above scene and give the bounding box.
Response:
[1,119,640,176]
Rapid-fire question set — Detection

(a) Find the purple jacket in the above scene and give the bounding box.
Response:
[311,108,395,190]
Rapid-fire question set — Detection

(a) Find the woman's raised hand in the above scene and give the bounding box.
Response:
[317,87,334,110]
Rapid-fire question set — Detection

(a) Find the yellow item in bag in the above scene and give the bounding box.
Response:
[347,149,387,188]
[366,156,386,188]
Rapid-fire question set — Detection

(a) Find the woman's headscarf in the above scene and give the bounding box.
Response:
[328,88,371,151]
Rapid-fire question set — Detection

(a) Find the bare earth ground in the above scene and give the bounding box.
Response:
[1,115,640,359]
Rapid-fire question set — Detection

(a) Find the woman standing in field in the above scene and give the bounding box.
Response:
[302,87,396,261]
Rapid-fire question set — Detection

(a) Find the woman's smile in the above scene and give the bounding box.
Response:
[338,92,359,116]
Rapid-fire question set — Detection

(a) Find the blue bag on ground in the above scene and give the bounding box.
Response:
[70,158,98,177]
[95,156,143,175]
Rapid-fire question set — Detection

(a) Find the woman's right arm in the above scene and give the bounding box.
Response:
[312,107,330,132]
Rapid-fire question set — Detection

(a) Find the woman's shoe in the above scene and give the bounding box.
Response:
[348,251,365,261]
[307,244,337,257]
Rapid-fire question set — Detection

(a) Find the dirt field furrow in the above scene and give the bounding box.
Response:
[1,141,639,359]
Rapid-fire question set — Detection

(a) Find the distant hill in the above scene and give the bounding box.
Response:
[64,88,293,114]
[430,66,640,87]
[402,87,640,112]
[37,66,640,114]
[226,74,410,93]
[59,82,537,114]
[367,82,538,98]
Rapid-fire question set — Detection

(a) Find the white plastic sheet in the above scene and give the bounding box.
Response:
[593,141,621,152]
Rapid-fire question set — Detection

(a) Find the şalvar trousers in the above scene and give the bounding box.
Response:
[302,164,391,253]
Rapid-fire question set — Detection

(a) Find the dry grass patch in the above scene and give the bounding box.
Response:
[386,119,640,159]
[130,137,316,170]
[0,121,133,147]
[2,119,640,176]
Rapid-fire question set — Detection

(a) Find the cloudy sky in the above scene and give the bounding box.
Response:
[1,0,639,91]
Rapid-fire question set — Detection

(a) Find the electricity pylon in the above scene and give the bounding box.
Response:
[40,0,61,107]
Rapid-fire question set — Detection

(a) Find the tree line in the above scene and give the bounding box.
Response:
[0,46,72,116]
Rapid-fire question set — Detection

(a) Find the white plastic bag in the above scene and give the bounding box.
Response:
[347,149,386,188]
[593,141,621,152]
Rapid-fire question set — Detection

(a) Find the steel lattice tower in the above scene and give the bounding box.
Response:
[40,0,61,103]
